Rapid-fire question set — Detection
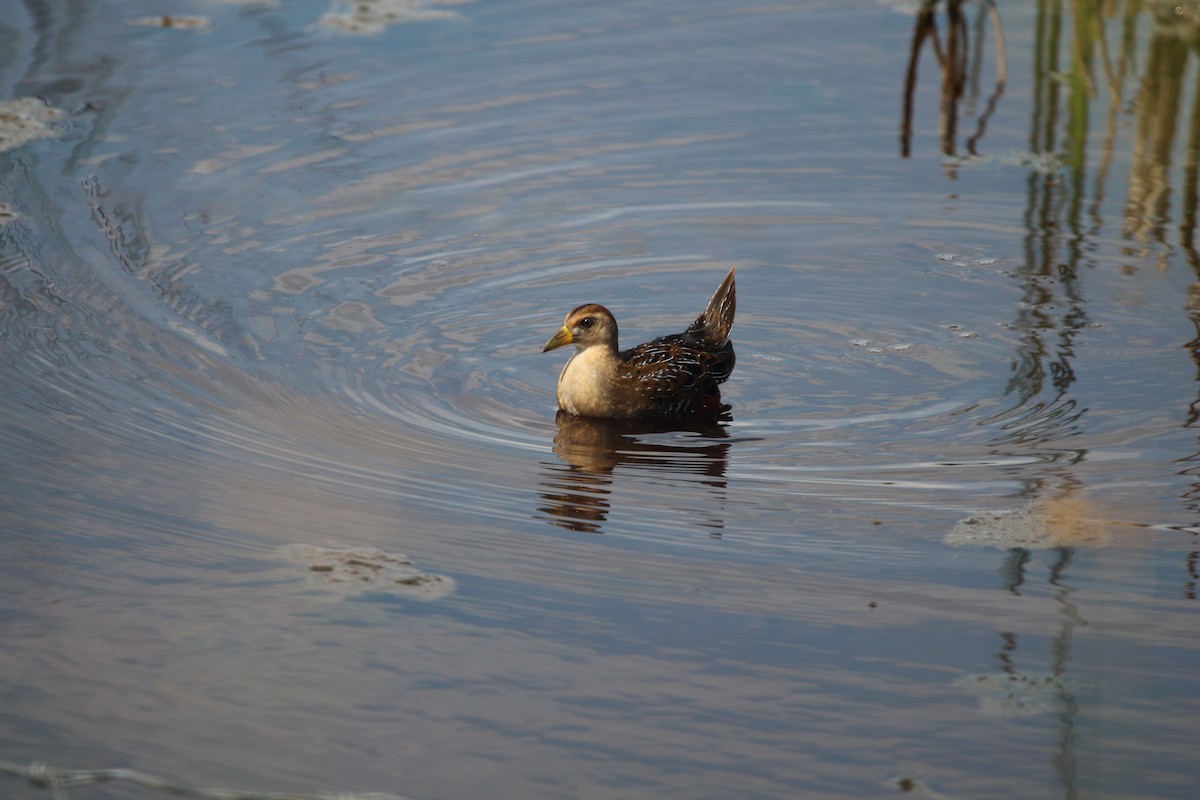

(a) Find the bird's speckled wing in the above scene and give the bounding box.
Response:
[618,333,735,415]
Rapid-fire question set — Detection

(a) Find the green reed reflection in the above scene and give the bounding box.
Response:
[1029,1,1200,274]
[1036,1,1200,523]
[907,1,1200,471]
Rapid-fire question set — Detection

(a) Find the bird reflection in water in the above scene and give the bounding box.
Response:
[537,410,733,534]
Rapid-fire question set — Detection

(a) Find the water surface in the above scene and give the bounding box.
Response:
[1,1,1198,798]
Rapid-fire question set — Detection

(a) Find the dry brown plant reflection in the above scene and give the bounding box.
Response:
[538,411,732,534]
[900,0,1007,160]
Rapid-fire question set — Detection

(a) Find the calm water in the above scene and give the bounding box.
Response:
[1,0,1198,798]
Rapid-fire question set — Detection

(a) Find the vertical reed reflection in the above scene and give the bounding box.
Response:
[1032,1,1200,282]
[976,0,1090,479]
[1126,8,1190,265]
[909,6,1200,787]
[906,3,1200,485]
[900,0,1006,161]
[905,2,1200,496]
[1115,5,1200,525]
[990,547,1083,800]
[1180,320,1200,519]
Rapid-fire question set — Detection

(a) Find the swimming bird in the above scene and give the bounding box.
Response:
[542,267,736,419]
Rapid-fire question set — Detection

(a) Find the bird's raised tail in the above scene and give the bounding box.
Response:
[685,266,736,348]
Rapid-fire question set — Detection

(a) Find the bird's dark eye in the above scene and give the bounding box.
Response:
[578,317,595,329]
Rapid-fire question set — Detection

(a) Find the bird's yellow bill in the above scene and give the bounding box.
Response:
[542,325,573,352]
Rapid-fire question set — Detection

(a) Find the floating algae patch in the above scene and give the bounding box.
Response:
[945,495,1111,549]
[953,671,1077,718]
[279,544,455,600]
[944,148,1067,174]
[318,0,466,34]
[0,98,66,153]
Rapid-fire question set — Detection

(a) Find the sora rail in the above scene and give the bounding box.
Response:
[542,267,736,419]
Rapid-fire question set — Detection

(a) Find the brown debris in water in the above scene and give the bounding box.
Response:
[281,544,455,600]
[130,15,211,29]
[318,0,467,35]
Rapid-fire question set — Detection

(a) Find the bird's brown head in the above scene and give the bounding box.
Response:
[542,303,618,352]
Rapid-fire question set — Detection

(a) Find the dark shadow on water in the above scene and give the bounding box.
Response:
[537,410,734,535]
